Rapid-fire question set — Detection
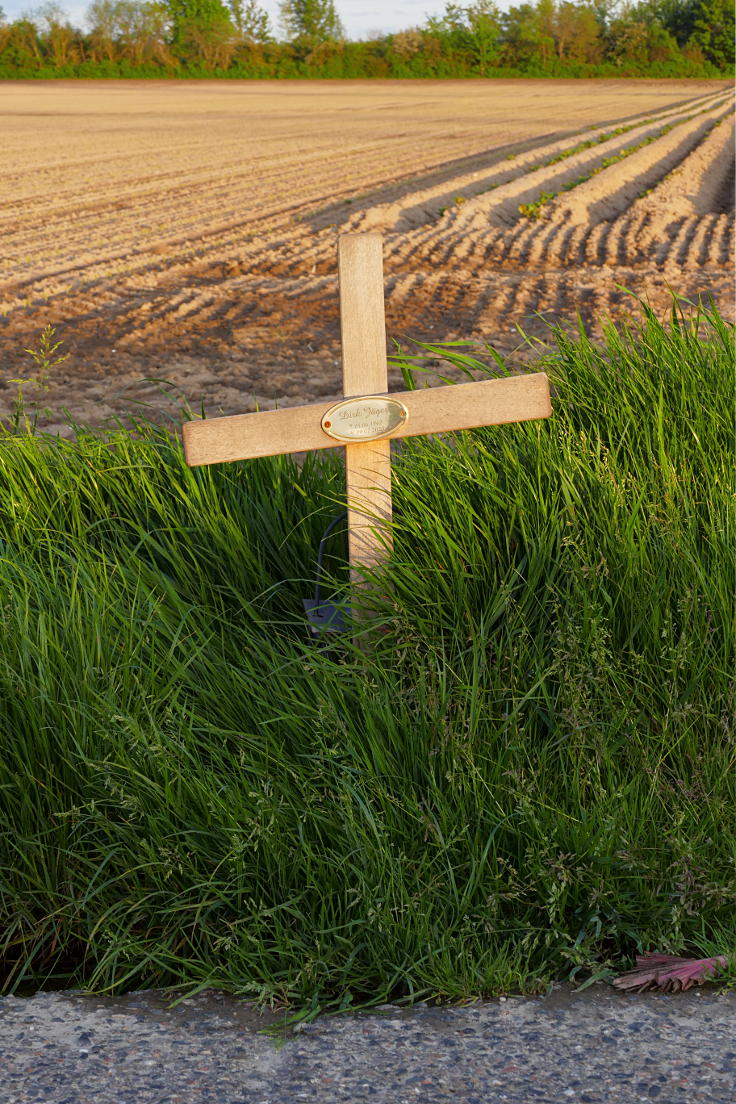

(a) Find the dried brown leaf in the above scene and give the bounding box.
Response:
[613,952,728,993]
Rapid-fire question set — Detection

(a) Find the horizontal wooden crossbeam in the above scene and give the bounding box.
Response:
[182,372,552,468]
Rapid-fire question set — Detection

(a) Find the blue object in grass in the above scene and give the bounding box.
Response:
[303,512,349,636]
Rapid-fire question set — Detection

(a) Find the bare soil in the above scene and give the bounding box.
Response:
[0,79,733,436]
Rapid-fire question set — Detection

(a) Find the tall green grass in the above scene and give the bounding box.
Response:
[0,299,733,1009]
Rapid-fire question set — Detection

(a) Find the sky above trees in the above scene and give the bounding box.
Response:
[1,0,456,37]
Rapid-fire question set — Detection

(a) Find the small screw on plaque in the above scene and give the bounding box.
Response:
[324,420,331,428]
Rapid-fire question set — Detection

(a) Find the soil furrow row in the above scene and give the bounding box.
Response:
[549,103,732,229]
[342,90,728,237]
[1,81,732,435]
[369,97,727,273]
[444,96,730,229]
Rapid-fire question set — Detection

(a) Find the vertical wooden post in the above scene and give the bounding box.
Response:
[338,234,393,586]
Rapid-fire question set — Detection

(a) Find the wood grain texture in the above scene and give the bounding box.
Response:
[337,234,393,580]
[181,372,552,468]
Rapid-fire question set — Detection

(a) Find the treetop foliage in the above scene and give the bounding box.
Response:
[278,0,344,43]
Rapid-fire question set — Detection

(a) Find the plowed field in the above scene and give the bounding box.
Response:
[1,79,733,433]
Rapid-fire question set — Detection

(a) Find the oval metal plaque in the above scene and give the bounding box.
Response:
[321,396,408,443]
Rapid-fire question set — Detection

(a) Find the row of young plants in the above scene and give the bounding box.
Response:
[437,107,720,221]
[0,299,733,1007]
[515,109,727,219]
[517,121,679,219]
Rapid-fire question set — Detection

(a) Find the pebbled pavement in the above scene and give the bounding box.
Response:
[1,983,734,1103]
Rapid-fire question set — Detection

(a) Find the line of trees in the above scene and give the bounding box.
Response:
[0,0,732,77]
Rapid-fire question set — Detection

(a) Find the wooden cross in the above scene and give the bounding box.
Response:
[182,233,552,621]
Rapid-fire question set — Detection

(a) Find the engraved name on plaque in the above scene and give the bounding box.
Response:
[321,396,408,443]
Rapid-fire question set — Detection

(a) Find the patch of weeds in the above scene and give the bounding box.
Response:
[5,324,68,433]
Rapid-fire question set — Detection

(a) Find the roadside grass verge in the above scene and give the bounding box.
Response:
[0,298,733,1010]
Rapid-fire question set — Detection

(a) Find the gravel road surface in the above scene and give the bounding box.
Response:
[1,984,734,1103]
